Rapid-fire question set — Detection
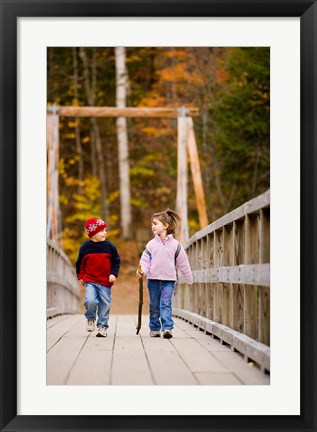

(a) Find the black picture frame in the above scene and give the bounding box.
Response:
[1,1,316,431]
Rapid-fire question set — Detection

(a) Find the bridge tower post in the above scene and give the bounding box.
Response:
[176,107,189,244]
[47,105,62,245]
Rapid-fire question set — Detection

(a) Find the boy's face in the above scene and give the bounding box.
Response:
[91,228,107,242]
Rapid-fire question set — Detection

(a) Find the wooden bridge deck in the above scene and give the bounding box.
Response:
[47,314,269,386]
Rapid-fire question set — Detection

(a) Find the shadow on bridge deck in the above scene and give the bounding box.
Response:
[47,314,269,386]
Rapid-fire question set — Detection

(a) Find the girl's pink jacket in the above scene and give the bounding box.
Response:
[139,234,193,284]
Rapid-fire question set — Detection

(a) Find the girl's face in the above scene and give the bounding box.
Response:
[151,217,168,237]
[91,228,107,242]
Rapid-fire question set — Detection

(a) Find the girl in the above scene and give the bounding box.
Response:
[137,209,193,339]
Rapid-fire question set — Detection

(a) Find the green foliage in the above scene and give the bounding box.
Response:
[210,48,270,211]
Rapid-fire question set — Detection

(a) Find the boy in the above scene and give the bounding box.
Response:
[76,217,120,337]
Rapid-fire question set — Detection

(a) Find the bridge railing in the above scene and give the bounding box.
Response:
[47,239,81,318]
[174,190,270,372]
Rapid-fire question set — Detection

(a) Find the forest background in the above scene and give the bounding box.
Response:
[47,47,270,287]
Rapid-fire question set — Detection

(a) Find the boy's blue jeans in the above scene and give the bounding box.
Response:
[84,282,111,328]
[147,279,175,331]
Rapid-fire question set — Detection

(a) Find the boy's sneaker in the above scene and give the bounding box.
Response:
[150,330,161,337]
[96,325,107,337]
[86,319,95,332]
[162,329,173,339]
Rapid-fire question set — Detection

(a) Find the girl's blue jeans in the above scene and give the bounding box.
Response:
[84,282,111,328]
[147,279,175,331]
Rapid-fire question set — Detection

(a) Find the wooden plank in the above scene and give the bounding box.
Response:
[110,314,153,385]
[170,325,195,339]
[171,338,229,373]
[47,315,83,351]
[186,117,208,228]
[208,284,215,321]
[47,271,81,297]
[47,314,69,329]
[185,189,270,248]
[173,308,270,372]
[231,283,244,333]
[53,106,199,118]
[204,235,209,268]
[199,283,207,317]
[260,207,270,263]
[195,372,242,385]
[47,314,269,385]
[83,333,115,351]
[115,314,140,338]
[244,284,258,340]
[67,350,112,385]
[209,232,214,268]
[245,214,259,264]
[223,224,234,266]
[111,337,153,385]
[204,282,211,320]
[222,283,230,327]
[142,337,197,385]
[184,329,232,352]
[47,334,88,385]
[49,315,115,385]
[196,283,202,316]
[46,282,81,317]
[182,283,191,311]
[214,229,223,267]
[214,283,222,323]
[197,238,203,269]
[219,264,270,286]
[47,238,76,265]
[259,286,270,345]
[178,264,270,286]
[47,240,81,317]
[147,350,198,385]
[234,220,245,265]
[211,351,270,385]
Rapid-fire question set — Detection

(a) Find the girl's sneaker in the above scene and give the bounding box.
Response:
[86,319,95,332]
[96,325,107,337]
[162,330,173,339]
[150,330,161,337]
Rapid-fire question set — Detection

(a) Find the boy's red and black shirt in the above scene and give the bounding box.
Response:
[76,240,121,287]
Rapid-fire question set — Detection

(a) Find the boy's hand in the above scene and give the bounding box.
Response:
[79,279,85,286]
[109,274,117,283]
[136,265,143,279]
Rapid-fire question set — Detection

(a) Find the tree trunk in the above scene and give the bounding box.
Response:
[79,47,109,219]
[115,46,132,239]
[72,48,84,190]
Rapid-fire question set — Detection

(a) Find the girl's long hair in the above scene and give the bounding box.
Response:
[151,208,181,235]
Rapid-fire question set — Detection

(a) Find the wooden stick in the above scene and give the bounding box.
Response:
[136,265,143,335]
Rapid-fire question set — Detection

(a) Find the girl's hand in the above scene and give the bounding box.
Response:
[109,274,117,283]
[79,279,85,286]
[136,265,143,279]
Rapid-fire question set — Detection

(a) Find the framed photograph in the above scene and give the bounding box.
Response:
[1,1,316,431]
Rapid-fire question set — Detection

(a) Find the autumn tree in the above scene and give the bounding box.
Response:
[115,46,132,239]
[47,46,270,262]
